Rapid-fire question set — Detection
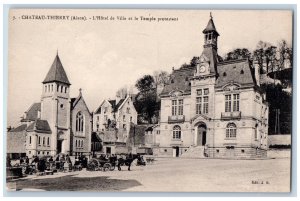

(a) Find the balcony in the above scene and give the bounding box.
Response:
[170,139,182,146]
[168,115,185,123]
[221,111,241,120]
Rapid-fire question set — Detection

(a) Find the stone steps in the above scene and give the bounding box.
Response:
[181,146,206,158]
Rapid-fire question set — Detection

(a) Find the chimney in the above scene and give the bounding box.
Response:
[253,60,260,86]
[37,110,41,119]
[116,95,121,105]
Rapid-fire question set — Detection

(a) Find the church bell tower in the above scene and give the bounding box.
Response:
[41,53,71,155]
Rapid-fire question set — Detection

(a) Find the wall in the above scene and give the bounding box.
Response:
[71,97,92,155]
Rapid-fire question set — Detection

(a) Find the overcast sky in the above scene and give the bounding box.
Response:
[7,9,292,127]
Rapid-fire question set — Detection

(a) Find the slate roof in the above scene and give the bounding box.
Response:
[160,66,195,97]
[26,119,52,133]
[91,132,102,142]
[43,54,71,85]
[9,124,28,132]
[202,17,219,36]
[201,46,219,74]
[113,99,125,112]
[21,103,41,122]
[216,59,256,88]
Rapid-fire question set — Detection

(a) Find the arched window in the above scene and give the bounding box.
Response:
[47,137,50,146]
[61,85,64,93]
[45,85,47,92]
[29,136,32,144]
[226,123,237,138]
[76,112,84,132]
[38,136,41,145]
[65,87,67,93]
[51,84,53,92]
[57,84,60,92]
[173,125,181,139]
[43,137,45,145]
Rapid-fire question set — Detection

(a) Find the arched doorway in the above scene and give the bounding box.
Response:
[197,123,207,146]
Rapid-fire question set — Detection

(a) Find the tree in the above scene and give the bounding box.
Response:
[153,70,170,86]
[261,83,292,135]
[135,75,155,92]
[116,86,128,99]
[134,74,160,124]
[224,48,251,61]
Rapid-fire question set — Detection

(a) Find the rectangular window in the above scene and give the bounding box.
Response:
[43,137,45,146]
[203,96,209,114]
[38,136,41,145]
[225,95,231,112]
[233,94,240,112]
[204,88,209,95]
[178,99,183,115]
[196,89,209,114]
[172,100,177,116]
[196,89,202,96]
[29,136,32,144]
[225,94,239,112]
[196,97,202,115]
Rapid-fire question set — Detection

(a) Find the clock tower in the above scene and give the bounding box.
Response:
[195,13,220,76]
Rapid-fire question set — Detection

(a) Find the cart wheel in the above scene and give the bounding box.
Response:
[103,163,111,172]
[87,159,99,171]
[110,165,115,171]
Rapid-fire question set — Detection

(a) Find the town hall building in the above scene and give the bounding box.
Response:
[155,15,269,158]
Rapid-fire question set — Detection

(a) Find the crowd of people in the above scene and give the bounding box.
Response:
[11,154,89,174]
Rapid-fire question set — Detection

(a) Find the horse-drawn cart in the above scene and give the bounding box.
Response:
[87,157,116,172]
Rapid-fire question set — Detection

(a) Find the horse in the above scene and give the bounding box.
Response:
[117,154,143,171]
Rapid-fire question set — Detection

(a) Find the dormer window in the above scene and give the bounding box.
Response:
[223,72,227,76]
[240,70,244,74]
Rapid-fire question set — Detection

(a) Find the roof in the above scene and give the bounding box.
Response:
[160,66,195,96]
[9,124,27,132]
[21,103,41,122]
[215,59,256,88]
[113,99,125,112]
[202,17,219,36]
[42,54,71,85]
[201,46,219,74]
[26,119,52,133]
[91,132,102,142]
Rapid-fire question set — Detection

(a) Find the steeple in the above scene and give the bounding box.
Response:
[203,12,219,50]
[43,54,71,85]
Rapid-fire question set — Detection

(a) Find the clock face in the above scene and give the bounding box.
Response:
[199,66,206,73]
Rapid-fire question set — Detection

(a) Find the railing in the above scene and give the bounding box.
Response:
[168,115,185,123]
[170,139,182,145]
[221,111,241,120]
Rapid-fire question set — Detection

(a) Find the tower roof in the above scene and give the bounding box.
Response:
[42,54,71,85]
[202,14,219,36]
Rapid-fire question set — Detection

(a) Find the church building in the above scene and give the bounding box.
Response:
[156,15,269,158]
[7,54,92,158]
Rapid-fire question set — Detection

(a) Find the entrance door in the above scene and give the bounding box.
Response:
[57,140,62,154]
[226,146,235,158]
[197,124,207,146]
[106,147,111,154]
[172,147,179,157]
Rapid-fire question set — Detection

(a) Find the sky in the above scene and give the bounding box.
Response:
[7,9,293,127]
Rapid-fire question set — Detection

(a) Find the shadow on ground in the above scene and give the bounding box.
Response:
[11,175,142,191]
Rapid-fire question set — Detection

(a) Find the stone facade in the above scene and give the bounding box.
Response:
[157,16,269,159]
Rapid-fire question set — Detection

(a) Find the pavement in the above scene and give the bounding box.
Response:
[6,157,291,192]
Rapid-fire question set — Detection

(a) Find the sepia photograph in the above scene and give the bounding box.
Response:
[5,8,293,193]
